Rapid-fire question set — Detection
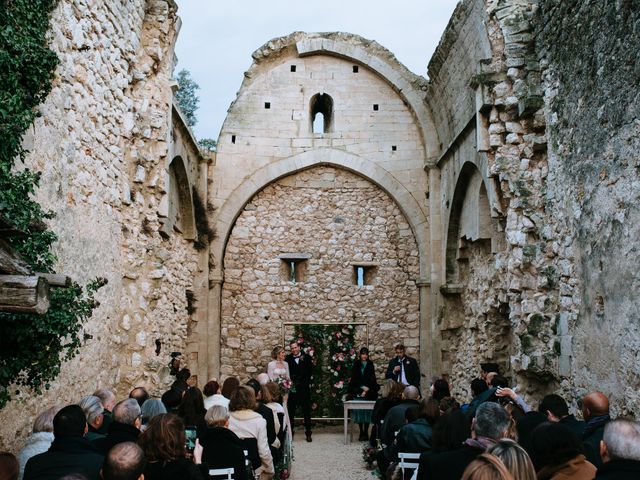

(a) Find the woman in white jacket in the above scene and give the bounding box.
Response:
[228,386,274,480]
[17,406,60,480]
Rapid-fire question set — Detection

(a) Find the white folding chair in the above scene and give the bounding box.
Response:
[398,452,421,480]
[208,467,234,479]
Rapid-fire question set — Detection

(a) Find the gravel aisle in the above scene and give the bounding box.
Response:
[290,425,376,480]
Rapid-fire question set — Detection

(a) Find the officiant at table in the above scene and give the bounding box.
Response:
[347,347,379,441]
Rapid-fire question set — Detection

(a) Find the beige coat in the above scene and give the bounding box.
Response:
[229,409,274,479]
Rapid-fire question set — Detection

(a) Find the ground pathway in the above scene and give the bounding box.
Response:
[290,425,377,480]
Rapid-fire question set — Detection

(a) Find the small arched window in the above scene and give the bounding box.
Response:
[310,93,333,134]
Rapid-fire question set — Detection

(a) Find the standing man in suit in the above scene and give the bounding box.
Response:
[286,340,313,442]
[385,344,421,390]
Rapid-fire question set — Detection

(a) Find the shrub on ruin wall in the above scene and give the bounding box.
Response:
[0,0,103,408]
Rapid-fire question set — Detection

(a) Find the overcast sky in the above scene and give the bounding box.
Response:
[174,0,459,141]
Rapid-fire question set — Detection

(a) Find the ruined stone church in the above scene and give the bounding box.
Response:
[1,0,639,448]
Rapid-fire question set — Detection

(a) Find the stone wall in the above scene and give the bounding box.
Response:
[426,0,562,400]
[0,0,208,450]
[221,166,420,381]
[429,0,640,414]
[537,0,640,414]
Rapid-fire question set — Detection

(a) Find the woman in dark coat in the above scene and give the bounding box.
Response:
[348,347,380,441]
[199,405,247,480]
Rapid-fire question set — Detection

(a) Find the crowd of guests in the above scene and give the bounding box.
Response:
[1,368,290,480]
[3,352,640,480]
[367,362,640,480]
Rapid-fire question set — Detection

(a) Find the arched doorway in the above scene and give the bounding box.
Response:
[220,166,420,391]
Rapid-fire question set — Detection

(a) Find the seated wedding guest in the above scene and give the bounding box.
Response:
[378,385,421,473]
[92,389,116,435]
[93,399,141,455]
[198,405,247,480]
[488,439,536,480]
[140,399,166,431]
[418,402,511,480]
[129,387,149,408]
[170,368,191,395]
[370,379,403,445]
[138,413,205,480]
[396,397,440,456]
[17,405,60,479]
[596,418,640,479]
[464,378,493,419]
[78,396,105,441]
[431,407,471,453]
[228,386,274,480]
[430,378,451,402]
[0,452,19,480]
[221,377,241,401]
[100,442,145,480]
[178,387,207,434]
[461,453,513,480]
[347,347,379,441]
[581,391,611,468]
[246,379,278,450]
[262,382,284,437]
[538,394,585,438]
[160,389,182,414]
[203,380,228,410]
[529,422,596,480]
[23,405,103,480]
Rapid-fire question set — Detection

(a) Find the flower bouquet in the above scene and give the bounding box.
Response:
[274,375,295,395]
[362,444,378,470]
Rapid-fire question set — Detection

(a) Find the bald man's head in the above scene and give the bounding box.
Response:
[101,442,145,480]
[403,385,420,400]
[581,391,609,420]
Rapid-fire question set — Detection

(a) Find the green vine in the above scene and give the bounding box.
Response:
[0,0,104,408]
[291,324,357,417]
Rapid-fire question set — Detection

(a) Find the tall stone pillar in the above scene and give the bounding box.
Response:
[417,278,433,385]
[207,274,223,379]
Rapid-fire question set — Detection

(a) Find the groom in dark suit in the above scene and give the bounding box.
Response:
[286,340,313,442]
[385,343,421,390]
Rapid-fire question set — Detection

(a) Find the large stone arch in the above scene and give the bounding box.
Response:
[212,148,429,279]
[219,165,421,382]
[206,148,433,380]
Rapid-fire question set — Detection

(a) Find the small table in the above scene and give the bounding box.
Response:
[343,399,376,444]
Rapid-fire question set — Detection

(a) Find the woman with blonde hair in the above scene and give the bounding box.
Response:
[461,453,514,480]
[228,386,274,480]
[488,439,536,480]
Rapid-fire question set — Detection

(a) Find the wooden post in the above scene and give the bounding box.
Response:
[0,275,50,314]
[0,239,32,275]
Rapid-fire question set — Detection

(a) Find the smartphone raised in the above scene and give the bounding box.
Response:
[184,426,197,453]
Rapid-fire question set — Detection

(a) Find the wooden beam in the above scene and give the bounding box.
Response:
[0,239,32,275]
[37,273,71,288]
[0,275,50,314]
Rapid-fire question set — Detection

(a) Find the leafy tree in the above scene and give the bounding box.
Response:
[175,69,200,127]
[198,138,217,152]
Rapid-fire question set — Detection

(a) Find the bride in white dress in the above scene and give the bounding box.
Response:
[267,346,293,442]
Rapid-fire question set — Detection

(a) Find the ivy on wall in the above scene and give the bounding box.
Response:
[0,0,103,408]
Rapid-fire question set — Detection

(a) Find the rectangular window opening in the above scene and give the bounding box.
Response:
[373,104,379,111]
[279,253,311,283]
[392,145,397,151]
[231,134,236,144]
[353,65,359,73]
[264,102,271,109]
[290,65,297,72]
[352,264,378,287]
